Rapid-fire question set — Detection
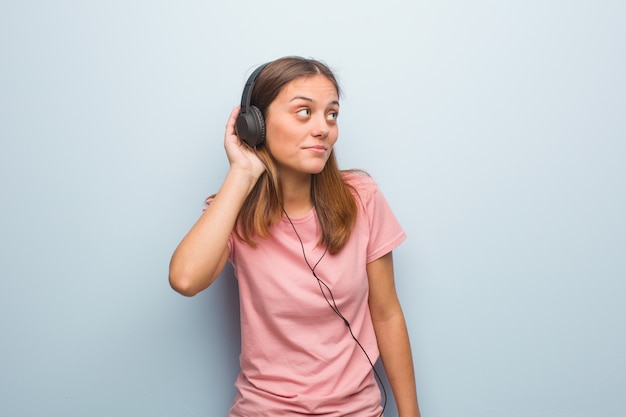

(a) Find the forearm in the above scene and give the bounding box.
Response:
[373,312,420,417]
[169,168,258,296]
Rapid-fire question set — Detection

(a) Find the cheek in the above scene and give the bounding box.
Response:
[264,122,285,151]
[329,129,339,146]
[265,117,298,142]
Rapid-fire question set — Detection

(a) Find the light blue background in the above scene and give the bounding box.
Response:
[1,1,624,416]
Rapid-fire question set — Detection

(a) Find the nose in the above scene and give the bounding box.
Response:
[311,115,330,139]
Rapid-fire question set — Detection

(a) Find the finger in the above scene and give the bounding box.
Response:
[226,105,240,131]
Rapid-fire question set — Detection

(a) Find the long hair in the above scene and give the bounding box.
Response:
[235,56,358,254]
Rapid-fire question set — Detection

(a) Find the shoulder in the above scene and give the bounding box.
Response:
[341,169,380,200]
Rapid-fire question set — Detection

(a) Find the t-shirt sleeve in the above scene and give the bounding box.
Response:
[360,176,407,263]
[202,196,213,212]
[203,196,235,257]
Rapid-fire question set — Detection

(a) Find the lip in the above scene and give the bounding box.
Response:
[303,145,327,153]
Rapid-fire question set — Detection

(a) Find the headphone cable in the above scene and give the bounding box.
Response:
[282,207,388,417]
[253,148,387,416]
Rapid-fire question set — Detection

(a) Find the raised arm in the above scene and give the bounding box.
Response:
[169,106,265,296]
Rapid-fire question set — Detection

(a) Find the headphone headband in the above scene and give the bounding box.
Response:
[239,64,268,112]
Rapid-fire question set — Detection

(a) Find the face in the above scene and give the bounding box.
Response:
[264,75,339,180]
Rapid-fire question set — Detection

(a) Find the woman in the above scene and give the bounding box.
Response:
[169,56,420,417]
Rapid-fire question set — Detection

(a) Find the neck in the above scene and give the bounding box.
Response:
[280,173,313,218]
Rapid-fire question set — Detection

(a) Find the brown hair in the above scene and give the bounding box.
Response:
[236,56,358,254]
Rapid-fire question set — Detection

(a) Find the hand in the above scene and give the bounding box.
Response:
[223,106,266,179]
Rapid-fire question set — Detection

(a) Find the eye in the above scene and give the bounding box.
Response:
[296,108,311,117]
[327,111,339,121]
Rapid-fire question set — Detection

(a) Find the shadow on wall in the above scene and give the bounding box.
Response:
[212,261,242,352]
[202,262,242,402]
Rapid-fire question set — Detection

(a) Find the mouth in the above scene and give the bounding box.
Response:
[303,145,328,153]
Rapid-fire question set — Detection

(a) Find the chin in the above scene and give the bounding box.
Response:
[306,162,328,175]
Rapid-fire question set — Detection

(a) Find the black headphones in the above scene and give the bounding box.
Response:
[235,63,268,147]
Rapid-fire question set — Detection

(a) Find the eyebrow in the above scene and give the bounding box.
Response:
[289,96,340,107]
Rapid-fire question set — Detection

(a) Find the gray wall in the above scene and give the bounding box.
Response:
[1,1,624,416]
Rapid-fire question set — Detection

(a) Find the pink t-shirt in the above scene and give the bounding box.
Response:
[221,172,406,416]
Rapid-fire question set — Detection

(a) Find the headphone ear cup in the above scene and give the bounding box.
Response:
[249,105,265,146]
[235,106,265,147]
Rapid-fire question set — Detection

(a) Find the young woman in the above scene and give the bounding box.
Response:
[169,56,420,417]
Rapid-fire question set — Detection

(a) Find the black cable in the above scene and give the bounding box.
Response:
[253,148,387,415]
[282,208,388,417]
